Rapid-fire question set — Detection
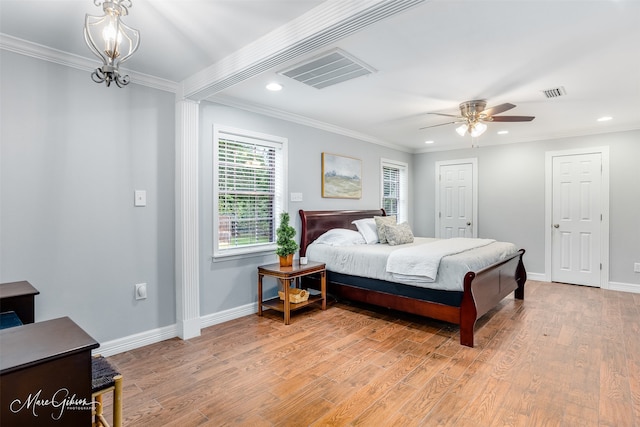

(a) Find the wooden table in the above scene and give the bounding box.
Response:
[0,316,99,426]
[0,280,40,324]
[258,261,326,324]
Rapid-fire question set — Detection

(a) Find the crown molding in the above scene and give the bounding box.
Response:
[209,95,413,154]
[0,33,179,93]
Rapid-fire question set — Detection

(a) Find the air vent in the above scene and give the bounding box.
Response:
[280,49,375,89]
[542,86,567,98]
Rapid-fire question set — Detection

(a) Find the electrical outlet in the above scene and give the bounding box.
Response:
[135,283,147,300]
[634,263,640,273]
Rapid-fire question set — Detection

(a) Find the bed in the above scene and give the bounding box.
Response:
[298,209,526,347]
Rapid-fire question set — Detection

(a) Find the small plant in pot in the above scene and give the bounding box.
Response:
[276,212,298,267]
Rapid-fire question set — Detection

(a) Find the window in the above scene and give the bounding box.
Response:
[213,125,288,258]
[381,159,408,223]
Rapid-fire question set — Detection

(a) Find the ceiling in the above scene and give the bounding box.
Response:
[1,0,639,153]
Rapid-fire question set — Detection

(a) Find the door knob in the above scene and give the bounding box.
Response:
[466,222,471,226]
[553,224,559,228]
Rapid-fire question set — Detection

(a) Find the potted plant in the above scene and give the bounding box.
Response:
[276,212,298,267]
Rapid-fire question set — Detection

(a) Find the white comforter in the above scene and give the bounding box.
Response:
[306,237,518,291]
[386,238,496,283]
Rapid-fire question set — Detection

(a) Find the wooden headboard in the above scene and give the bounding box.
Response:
[298,209,386,256]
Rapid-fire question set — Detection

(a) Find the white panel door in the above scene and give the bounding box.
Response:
[439,163,473,238]
[551,153,602,286]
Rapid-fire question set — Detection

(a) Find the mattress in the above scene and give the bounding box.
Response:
[306,237,518,291]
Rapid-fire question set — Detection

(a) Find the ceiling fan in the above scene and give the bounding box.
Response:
[420,100,535,137]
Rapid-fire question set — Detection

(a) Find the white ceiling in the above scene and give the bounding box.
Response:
[1,0,639,153]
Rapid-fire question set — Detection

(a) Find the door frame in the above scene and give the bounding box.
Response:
[544,146,610,288]
[435,158,478,238]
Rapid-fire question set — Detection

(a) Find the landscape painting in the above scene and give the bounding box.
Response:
[322,153,362,198]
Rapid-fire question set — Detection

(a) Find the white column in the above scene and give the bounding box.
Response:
[175,98,201,339]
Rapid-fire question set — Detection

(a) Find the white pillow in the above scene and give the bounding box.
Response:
[313,228,366,246]
[351,218,379,244]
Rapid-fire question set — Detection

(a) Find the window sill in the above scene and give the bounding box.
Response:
[212,245,277,263]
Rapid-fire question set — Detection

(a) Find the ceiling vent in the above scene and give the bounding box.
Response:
[280,49,375,89]
[542,86,567,98]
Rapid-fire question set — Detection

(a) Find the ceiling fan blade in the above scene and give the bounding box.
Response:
[482,103,516,116]
[428,112,461,118]
[489,115,535,122]
[419,121,462,130]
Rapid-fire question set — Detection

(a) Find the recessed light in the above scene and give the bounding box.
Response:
[266,82,283,91]
[424,140,434,144]
[497,130,509,135]
[597,116,612,122]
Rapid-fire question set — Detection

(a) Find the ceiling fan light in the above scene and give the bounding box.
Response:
[470,122,487,137]
[456,124,468,136]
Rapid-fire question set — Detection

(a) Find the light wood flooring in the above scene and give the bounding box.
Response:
[102,281,640,426]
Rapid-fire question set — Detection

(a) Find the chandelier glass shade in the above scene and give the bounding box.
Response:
[84,0,140,87]
[456,121,487,137]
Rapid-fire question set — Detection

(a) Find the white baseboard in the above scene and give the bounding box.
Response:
[608,281,640,294]
[200,302,257,329]
[96,303,258,357]
[96,324,178,357]
[525,271,640,295]
[525,272,546,282]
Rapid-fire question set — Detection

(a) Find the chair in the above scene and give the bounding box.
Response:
[92,355,123,427]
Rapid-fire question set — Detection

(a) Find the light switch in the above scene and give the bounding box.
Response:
[290,192,303,202]
[134,190,147,207]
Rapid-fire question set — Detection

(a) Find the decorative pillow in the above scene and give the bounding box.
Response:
[351,218,379,244]
[384,222,414,246]
[313,228,366,246]
[374,215,396,244]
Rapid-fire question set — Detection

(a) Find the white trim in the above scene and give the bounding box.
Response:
[608,281,640,294]
[212,125,289,259]
[200,303,258,329]
[380,158,409,223]
[94,324,178,357]
[434,158,478,238]
[175,99,201,339]
[0,33,179,93]
[209,95,410,153]
[95,303,258,357]
[525,272,547,282]
[544,146,610,287]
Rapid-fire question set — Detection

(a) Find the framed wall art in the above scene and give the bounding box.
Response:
[321,153,362,199]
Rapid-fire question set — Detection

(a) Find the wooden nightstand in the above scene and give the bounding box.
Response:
[257,261,326,324]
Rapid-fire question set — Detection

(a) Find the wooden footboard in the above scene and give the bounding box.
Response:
[298,209,527,347]
[460,249,526,347]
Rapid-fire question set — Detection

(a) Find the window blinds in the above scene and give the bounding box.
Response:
[382,161,408,222]
[217,137,282,250]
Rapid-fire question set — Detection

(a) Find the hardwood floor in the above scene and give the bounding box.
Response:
[102,281,640,426]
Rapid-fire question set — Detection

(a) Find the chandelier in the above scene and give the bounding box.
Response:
[84,0,140,87]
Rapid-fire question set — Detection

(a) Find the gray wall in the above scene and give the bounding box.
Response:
[199,101,413,316]
[413,130,640,285]
[0,51,176,342]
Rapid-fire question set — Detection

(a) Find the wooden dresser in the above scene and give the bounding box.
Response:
[0,316,99,426]
[0,280,40,324]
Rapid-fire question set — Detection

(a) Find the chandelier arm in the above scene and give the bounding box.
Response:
[115,73,131,88]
